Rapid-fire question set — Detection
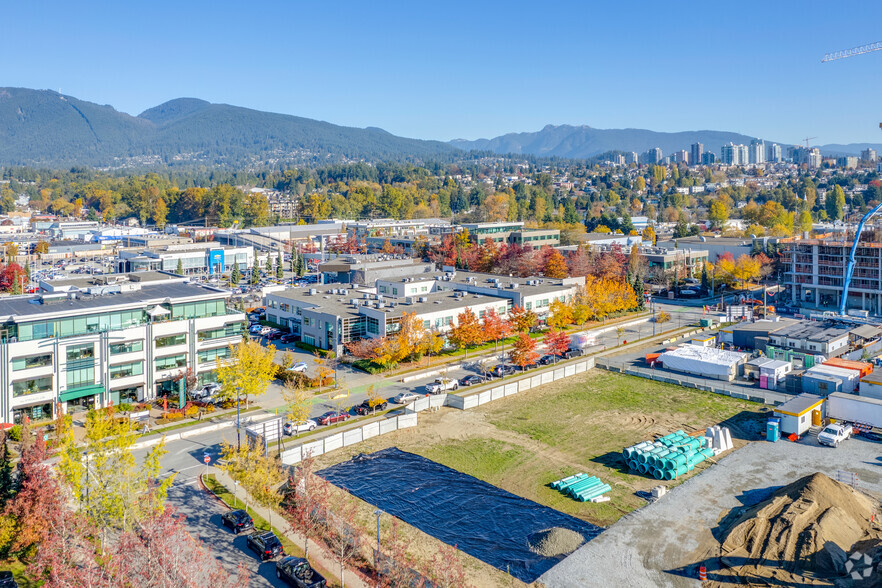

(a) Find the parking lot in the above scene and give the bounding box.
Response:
[540,431,882,588]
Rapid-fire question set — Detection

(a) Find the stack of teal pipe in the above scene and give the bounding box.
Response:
[550,473,611,502]
[622,431,712,480]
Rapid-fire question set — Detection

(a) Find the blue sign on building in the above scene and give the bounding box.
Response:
[208,249,225,275]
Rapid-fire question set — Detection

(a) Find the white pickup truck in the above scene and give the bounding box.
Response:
[425,377,459,394]
[818,423,853,447]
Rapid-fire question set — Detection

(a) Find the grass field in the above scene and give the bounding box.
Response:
[314,370,769,586]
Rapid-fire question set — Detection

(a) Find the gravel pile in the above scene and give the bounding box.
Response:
[528,528,585,557]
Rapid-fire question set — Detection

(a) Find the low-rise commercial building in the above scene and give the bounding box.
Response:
[117,242,256,275]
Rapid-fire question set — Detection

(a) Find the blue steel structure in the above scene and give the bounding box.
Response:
[839,202,882,315]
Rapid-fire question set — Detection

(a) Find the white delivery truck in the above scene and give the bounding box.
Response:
[569,333,598,351]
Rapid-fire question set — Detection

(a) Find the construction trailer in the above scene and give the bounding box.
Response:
[744,357,792,389]
[801,372,842,397]
[859,368,882,400]
[773,393,826,436]
[827,392,882,429]
[657,345,748,382]
[823,357,873,378]
[803,364,860,393]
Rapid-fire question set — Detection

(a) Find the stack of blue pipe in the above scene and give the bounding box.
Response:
[622,430,713,480]
[550,473,611,502]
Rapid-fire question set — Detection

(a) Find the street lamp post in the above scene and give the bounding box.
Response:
[374,509,383,578]
[83,450,89,508]
[651,297,655,336]
[236,386,242,451]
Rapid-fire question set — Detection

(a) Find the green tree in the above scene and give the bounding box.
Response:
[797,209,813,234]
[826,185,846,221]
[708,200,729,228]
[265,255,272,273]
[251,263,260,285]
[176,258,184,275]
[231,264,241,285]
[276,252,284,280]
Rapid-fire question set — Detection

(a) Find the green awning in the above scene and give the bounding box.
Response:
[60,384,105,403]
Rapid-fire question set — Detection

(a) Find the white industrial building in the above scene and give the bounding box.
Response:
[658,346,748,381]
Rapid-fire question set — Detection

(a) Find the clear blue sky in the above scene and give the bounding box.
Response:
[3,1,882,145]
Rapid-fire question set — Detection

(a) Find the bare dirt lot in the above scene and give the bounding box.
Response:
[315,370,767,587]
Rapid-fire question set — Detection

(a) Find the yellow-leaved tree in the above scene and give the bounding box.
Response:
[546,299,573,329]
[220,440,286,528]
[58,407,172,549]
[217,338,277,407]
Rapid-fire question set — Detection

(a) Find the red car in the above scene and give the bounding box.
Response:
[316,411,350,426]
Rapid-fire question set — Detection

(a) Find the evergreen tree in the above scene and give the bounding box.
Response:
[251,264,260,285]
[176,258,184,275]
[276,252,284,279]
[296,252,306,277]
[265,255,273,272]
[290,250,297,273]
[231,264,241,285]
[701,265,710,292]
[633,275,645,310]
[0,431,14,506]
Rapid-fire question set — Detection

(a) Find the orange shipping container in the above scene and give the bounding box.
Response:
[823,358,873,378]
[646,353,661,364]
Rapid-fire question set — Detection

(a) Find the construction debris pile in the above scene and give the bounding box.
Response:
[623,427,733,481]
[550,474,611,502]
[706,472,882,587]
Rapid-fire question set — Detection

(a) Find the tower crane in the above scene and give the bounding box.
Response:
[822,41,882,314]
[802,136,817,148]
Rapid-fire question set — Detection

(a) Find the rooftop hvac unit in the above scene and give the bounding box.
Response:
[350,299,358,306]
[309,288,317,295]
[509,283,518,289]
[419,296,428,303]
[363,293,369,299]
[435,276,441,280]
[405,297,413,305]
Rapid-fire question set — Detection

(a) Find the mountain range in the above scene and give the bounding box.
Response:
[450,124,882,160]
[0,87,879,168]
[0,87,456,168]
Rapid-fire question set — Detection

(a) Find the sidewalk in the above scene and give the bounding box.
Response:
[207,469,371,588]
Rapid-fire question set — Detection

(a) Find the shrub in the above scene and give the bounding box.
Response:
[184,405,199,418]
[294,341,334,358]
[352,359,385,374]
[164,412,185,422]
[117,402,134,413]
[656,310,672,324]
[135,403,150,411]
[7,425,21,442]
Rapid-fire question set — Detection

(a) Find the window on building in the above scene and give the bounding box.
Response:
[155,334,186,348]
[198,347,232,363]
[67,344,94,361]
[155,354,187,370]
[12,375,52,397]
[66,367,95,389]
[197,323,244,341]
[303,317,312,327]
[109,361,144,380]
[392,288,398,295]
[12,353,53,371]
[110,340,143,355]
[423,320,430,329]
[366,317,379,334]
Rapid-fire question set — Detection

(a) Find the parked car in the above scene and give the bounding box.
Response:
[679,289,700,298]
[425,377,458,394]
[221,509,254,534]
[283,420,317,435]
[259,326,273,336]
[563,348,584,359]
[518,361,538,371]
[249,324,263,334]
[316,411,350,426]
[353,400,387,415]
[459,374,487,386]
[190,382,221,400]
[539,354,561,366]
[246,530,284,561]
[818,423,853,447]
[265,330,282,340]
[281,333,298,343]
[276,556,327,587]
[490,364,517,377]
[291,362,309,373]
[391,391,421,404]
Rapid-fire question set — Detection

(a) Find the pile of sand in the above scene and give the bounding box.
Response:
[527,527,585,557]
[708,472,882,586]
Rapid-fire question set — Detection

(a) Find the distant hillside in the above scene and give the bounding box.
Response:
[0,88,457,168]
[817,142,882,157]
[450,124,771,158]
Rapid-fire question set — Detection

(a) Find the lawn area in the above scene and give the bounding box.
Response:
[317,370,769,529]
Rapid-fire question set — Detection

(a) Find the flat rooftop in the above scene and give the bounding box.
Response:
[770,321,852,342]
[380,270,584,297]
[41,271,182,290]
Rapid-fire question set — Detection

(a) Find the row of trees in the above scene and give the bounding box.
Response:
[0,411,248,585]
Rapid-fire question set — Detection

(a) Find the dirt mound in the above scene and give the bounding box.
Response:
[709,472,882,586]
[527,527,585,557]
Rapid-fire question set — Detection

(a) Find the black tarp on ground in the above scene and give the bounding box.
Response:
[318,447,602,583]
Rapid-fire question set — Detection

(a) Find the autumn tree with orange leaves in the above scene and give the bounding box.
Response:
[510,332,540,369]
[507,305,537,333]
[447,307,485,360]
[543,249,569,278]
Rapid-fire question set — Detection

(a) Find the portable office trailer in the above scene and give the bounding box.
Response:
[804,364,860,393]
[823,358,873,378]
[801,372,842,396]
[859,369,882,401]
[773,393,825,435]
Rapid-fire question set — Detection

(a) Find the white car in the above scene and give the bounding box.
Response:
[283,420,317,435]
[425,377,459,394]
[291,362,309,373]
[259,326,272,336]
[392,391,422,404]
[191,383,221,399]
[818,423,853,447]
